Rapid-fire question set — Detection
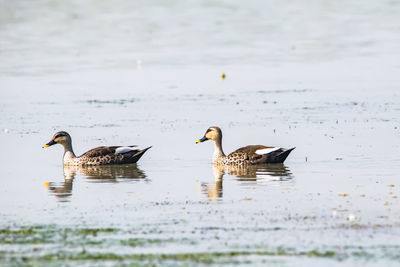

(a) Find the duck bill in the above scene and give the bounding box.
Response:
[42,139,56,148]
[196,136,208,143]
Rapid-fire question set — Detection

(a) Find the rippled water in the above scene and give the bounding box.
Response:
[1,0,400,266]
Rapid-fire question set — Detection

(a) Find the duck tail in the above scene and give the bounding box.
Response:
[275,147,295,163]
[130,146,152,163]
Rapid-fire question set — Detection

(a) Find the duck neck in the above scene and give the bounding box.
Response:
[213,136,225,163]
[62,142,76,162]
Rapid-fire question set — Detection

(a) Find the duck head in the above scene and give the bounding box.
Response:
[42,131,71,148]
[196,126,222,143]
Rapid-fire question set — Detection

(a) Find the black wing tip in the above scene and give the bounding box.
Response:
[134,145,152,156]
[129,146,152,163]
[268,147,295,163]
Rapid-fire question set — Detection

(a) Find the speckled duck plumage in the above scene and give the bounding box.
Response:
[196,126,294,165]
[43,131,151,166]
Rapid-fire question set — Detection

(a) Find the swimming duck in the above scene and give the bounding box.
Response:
[42,131,151,165]
[196,126,294,165]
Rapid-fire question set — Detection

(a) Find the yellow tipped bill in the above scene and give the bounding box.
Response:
[42,139,56,148]
[196,136,208,144]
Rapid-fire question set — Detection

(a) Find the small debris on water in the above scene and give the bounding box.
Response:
[347,214,355,221]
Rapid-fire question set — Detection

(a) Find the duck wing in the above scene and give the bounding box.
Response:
[80,146,137,158]
[121,146,152,164]
[79,146,147,165]
[231,145,275,156]
[230,145,294,164]
[227,145,272,162]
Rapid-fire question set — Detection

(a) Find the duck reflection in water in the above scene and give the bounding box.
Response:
[199,164,293,199]
[45,164,147,201]
[44,179,73,201]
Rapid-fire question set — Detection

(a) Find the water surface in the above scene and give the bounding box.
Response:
[1,0,400,266]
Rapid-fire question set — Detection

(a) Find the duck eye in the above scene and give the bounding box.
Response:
[54,133,65,139]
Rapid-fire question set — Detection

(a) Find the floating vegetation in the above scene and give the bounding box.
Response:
[77,228,116,236]
[1,225,399,266]
[0,226,118,244]
[120,238,174,247]
[4,246,398,266]
[86,98,136,105]
[0,248,338,265]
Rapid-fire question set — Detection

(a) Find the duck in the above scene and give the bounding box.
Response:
[42,131,151,166]
[196,126,294,165]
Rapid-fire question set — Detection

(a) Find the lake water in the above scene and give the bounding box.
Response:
[1,0,400,266]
